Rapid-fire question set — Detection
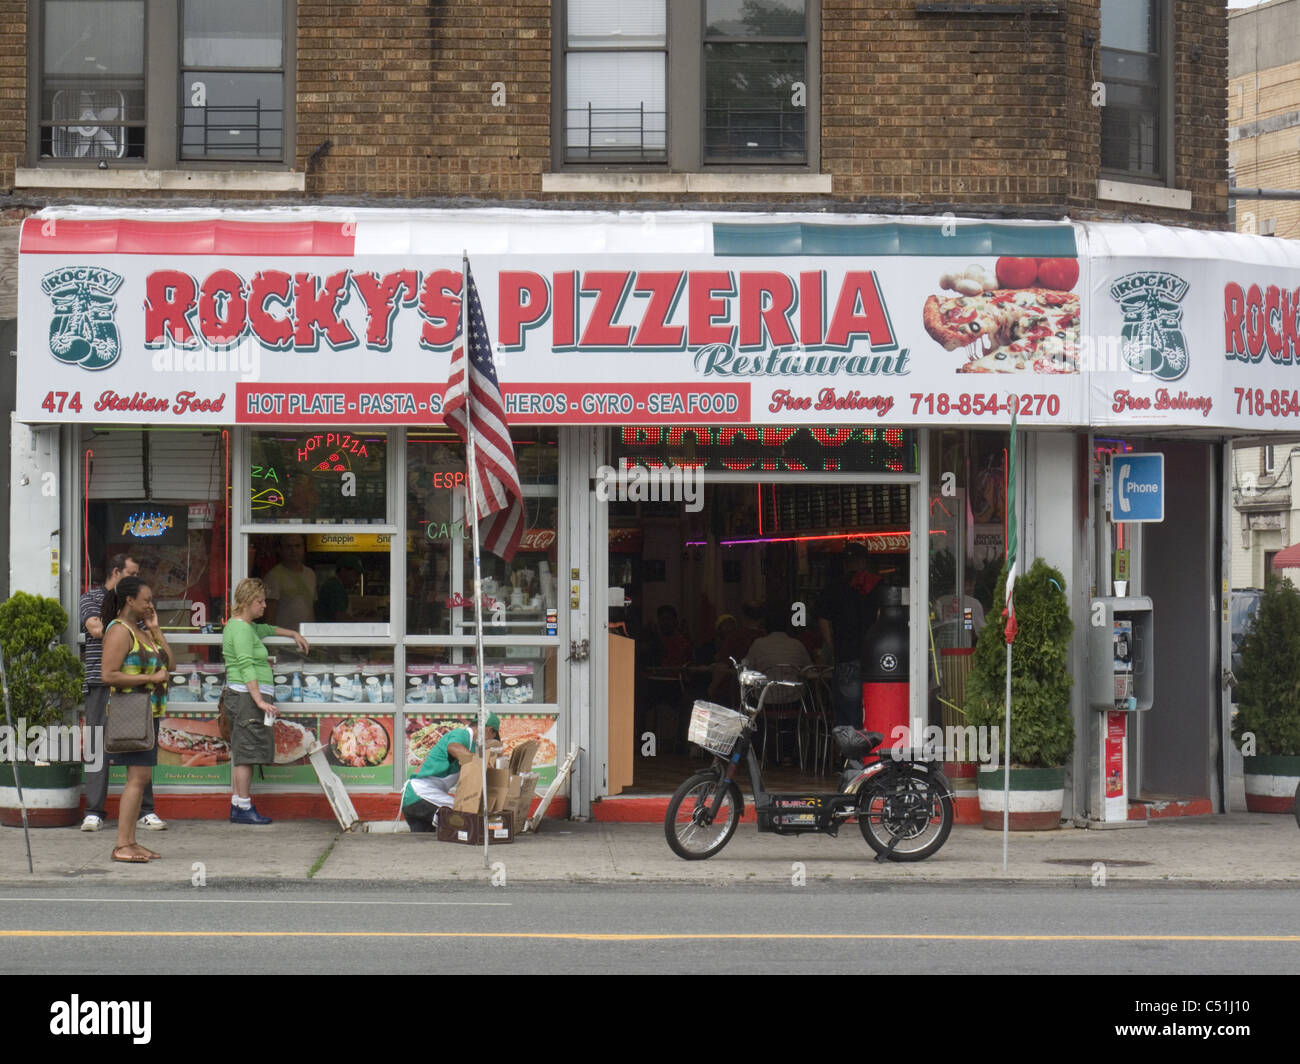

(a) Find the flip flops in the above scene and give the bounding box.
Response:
[111,846,150,864]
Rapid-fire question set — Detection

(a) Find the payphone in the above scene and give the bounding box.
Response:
[1087,597,1153,824]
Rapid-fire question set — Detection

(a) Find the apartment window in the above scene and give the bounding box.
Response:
[558,0,815,170]
[33,0,292,167]
[1263,446,1276,475]
[1099,0,1169,182]
[181,0,285,161]
[39,1,145,161]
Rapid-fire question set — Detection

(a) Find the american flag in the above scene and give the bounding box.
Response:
[442,260,524,561]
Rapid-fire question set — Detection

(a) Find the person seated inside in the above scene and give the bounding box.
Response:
[707,601,765,704]
[651,605,694,668]
[401,713,501,833]
[745,607,813,699]
[317,555,362,623]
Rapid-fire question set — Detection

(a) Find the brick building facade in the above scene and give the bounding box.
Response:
[0,1,1228,221]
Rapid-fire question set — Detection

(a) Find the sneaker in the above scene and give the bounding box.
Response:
[138,813,167,831]
[229,804,272,826]
[80,814,103,832]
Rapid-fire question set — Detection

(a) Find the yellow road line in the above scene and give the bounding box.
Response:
[2,931,1299,942]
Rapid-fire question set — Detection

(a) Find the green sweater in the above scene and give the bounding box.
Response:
[222,619,279,685]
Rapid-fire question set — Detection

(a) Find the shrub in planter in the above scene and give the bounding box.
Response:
[0,592,85,827]
[965,558,1074,829]
[1232,575,1300,813]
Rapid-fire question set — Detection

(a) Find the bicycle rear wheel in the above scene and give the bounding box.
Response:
[857,765,953,861]
[664,771,743,860]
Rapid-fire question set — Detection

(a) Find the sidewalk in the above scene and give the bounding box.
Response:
[2,812,1298,888]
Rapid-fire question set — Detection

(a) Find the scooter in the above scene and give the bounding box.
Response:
[664,662,955,862]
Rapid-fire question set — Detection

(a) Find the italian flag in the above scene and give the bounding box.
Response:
[1003,405,1018,644]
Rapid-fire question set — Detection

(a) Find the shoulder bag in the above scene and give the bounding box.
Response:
[105,688,156,753]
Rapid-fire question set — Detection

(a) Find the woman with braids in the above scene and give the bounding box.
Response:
[100,576,173,863]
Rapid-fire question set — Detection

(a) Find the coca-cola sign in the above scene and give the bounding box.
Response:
[521,529,556,551]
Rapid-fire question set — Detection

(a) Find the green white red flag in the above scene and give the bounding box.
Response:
[1003,405,1019,644]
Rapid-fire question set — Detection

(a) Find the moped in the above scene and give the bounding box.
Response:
[664,663,954,862]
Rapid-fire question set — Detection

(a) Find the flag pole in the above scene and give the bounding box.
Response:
[1002,403,1019,873]
[461,251,492,870]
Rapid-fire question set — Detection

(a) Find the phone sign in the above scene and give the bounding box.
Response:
[1106,453,1164,523]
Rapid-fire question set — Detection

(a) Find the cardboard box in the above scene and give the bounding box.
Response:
[505,740,540,826]
[452,754,510,813]
[437,808,514,845]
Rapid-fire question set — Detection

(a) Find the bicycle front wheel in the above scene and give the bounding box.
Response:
[664,771,743,861]
[857,765,953,862]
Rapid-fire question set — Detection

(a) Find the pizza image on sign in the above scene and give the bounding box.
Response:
[922,260,1080,374]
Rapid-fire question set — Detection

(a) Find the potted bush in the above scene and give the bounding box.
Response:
[965,558,1074,830]
[0,592,86,827]
[1232,575,1300,813]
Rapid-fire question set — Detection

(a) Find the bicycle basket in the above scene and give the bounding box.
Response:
[688,700,747,756]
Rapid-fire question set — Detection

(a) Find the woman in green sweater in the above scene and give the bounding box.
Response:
[223,578,310,825]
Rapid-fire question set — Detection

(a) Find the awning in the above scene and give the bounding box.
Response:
[1271,542,1300,569]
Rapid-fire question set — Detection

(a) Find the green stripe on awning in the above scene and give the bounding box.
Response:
[713,222,1077,258]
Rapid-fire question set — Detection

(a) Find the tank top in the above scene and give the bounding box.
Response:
[105,619,169,718]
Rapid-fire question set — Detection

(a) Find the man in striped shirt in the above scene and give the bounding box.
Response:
[79,553,165,832]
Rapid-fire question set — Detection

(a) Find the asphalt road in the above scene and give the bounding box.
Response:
[1,882,1298,976]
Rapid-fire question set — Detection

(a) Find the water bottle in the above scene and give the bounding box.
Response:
[188,670,201,702]
[291,671,302,702]
[456,673,468,704]
[382,675,394,703]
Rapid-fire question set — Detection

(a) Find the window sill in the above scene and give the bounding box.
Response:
[542,172,832,195]
[1096,178,1192,211]
[14,168,306,193]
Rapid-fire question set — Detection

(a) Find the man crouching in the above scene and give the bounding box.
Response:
[401,713,501,832]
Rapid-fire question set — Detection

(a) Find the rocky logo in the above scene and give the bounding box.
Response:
[1109,271,1190,382]
[42,267,124,371]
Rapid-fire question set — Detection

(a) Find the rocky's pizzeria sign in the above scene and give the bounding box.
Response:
[142,266,909,374]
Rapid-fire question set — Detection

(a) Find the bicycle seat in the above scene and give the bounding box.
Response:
[832,725,884,759]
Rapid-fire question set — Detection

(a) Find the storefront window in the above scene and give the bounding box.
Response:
[928,430,1008,734]
[80,426,230,630]
[248,532,392,629]
[406,428,560,636]
[403,647,560,786]
[249,429,388,524]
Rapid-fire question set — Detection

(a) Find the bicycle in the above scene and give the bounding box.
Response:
[664,662,955,862]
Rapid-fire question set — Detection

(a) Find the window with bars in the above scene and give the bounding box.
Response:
[558,0,814,170]
[33,0,291,167]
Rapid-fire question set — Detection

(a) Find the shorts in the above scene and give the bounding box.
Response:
[228,688,275,766]
[110,717,161,768]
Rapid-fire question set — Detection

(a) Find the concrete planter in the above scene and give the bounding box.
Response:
[1242,754,1300,814]
[0,762,83,827]
[976,766,1065,830]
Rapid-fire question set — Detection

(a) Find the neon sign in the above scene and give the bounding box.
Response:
[121,512,174,538]
[615,425,911,473]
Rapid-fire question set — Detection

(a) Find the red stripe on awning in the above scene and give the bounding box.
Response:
[20,218,356,256]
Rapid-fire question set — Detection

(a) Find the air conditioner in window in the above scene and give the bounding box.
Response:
[50,89,127,160]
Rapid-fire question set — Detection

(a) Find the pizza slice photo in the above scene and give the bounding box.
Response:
[922,258,1080,374]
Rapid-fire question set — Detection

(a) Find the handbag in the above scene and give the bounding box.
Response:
[105,688,156,754]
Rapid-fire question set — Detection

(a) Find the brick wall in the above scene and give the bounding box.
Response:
[0,1,1229,228]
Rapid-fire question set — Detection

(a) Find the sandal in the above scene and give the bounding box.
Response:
[138,846,161,860]
[111,846,150,864]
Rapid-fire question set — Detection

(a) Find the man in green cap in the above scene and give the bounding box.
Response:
[401,712,501,832]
